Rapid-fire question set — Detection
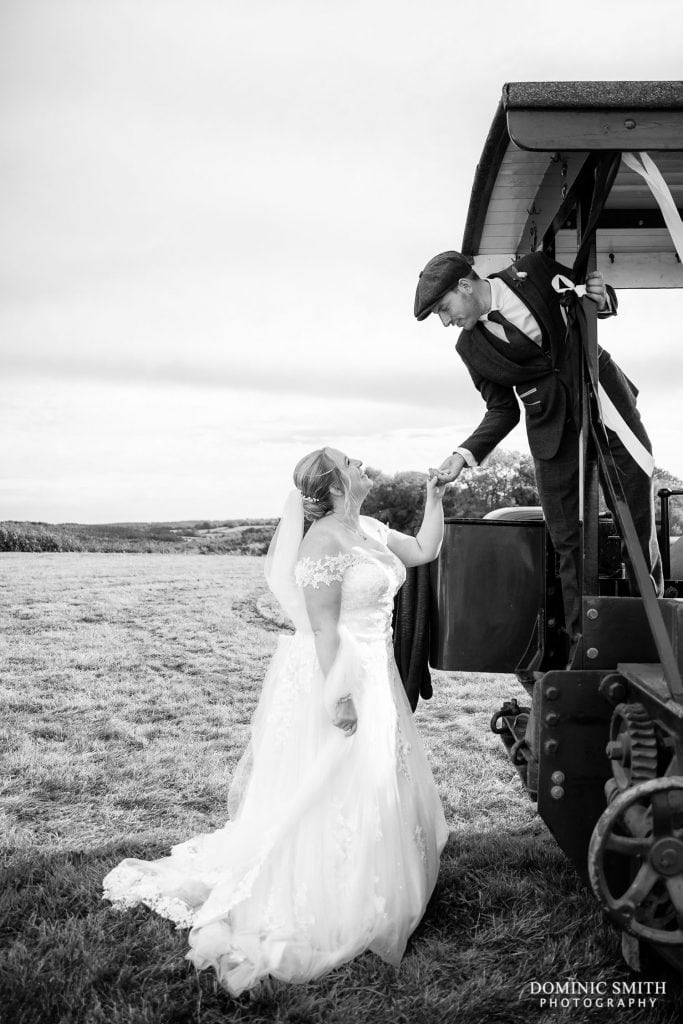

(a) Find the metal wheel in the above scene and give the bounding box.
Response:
[588,776,683,945]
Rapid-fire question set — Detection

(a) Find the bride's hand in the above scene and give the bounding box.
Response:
[332,695,357,737]
[426,471,447,501]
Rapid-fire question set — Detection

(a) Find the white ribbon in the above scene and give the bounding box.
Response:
[552,273,586,298]
[594,385,655,478]
[622,151,683,263]
[550,276,655,477]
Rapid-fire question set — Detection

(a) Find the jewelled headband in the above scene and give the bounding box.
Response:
[298,452,343,505]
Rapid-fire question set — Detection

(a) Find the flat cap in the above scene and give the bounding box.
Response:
[414,251,473,321]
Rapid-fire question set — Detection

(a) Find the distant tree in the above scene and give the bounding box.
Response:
[3,458,680,554]
[362,454,683,542]
[362,469,426,533]
[362,451,540,534]
[445,450,539,519]
[654,467,683,536]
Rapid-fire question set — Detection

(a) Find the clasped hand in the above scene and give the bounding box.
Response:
[428,452,466,487]
[333,695,357,737]
[426,472,448,499]
[583,270,608,311]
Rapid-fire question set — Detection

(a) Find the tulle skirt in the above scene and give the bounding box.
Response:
[103,629,448,995]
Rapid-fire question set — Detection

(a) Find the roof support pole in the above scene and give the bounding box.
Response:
[570,154,683,698]
[577,192,601,625]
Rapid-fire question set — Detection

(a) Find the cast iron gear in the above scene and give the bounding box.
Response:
[606,702,658,792]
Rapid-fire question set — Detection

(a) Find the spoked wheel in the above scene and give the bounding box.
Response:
[588,776,683,945]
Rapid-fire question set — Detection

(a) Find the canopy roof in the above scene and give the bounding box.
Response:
[461,81,683,287]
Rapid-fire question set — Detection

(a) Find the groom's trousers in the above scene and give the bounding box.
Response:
[534,355,663,638]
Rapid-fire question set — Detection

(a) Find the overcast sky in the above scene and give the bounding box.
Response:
[2,0,682,521]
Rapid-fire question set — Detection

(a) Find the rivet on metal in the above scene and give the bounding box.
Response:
[544,739,559,755]
[550,786,565,800]
[545,712,560,726]
[587,647,599,659]
[587,608,599,620]
[545,686,559,701]
[624,118,636,130]
[551,771,565,786]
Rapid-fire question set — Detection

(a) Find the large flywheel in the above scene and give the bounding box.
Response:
[588,776,683,945]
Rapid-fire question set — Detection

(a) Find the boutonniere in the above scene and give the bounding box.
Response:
[511,268,528,284]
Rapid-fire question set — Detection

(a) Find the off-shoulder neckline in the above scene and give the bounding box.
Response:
[294,542,403,579]
[298,516,389,562]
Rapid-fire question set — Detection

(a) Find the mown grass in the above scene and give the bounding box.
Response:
[1,553,683,1024]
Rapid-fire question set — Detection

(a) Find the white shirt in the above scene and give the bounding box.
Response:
[482,277,543,345]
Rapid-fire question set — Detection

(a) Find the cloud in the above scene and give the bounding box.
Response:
[2,347,480,412]
[4,0,683,520]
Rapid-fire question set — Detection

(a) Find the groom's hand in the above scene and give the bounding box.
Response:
[584,270,608,311]
[429,453,466,485]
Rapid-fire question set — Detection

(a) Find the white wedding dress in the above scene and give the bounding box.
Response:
[103,516,448,995]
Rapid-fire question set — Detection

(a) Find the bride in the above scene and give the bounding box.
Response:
[103,446,449,995]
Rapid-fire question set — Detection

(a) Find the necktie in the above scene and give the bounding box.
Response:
[485,309,534,348]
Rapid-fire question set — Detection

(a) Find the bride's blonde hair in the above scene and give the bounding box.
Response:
[293,448,352,522]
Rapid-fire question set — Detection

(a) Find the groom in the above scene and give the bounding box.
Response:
[414,249,663,639]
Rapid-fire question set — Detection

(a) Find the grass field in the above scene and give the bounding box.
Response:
[1,553,682,1024]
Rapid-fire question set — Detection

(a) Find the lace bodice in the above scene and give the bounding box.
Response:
[294,521,405,643]
[295,553,358,588]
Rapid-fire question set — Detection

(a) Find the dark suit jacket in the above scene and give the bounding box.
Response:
[456,252,620,462]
